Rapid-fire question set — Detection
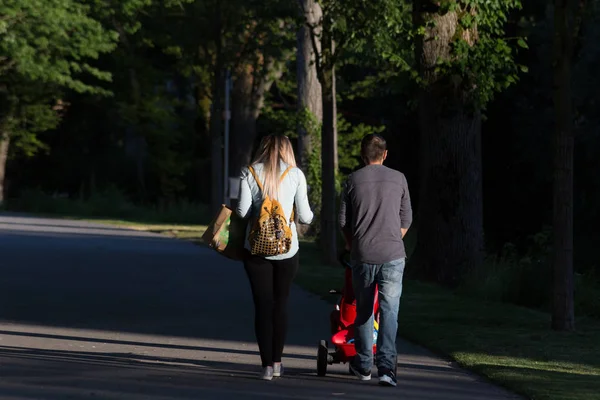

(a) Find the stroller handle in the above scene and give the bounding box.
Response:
[338,250,352,269]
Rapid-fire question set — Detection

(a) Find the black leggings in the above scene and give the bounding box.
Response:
[243,250,299,367]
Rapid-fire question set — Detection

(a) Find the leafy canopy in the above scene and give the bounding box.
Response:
[0,0,117,94]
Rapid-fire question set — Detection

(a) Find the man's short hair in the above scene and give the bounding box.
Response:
[361,134,387,163]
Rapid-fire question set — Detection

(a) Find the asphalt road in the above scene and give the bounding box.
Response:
[0,214,522,400]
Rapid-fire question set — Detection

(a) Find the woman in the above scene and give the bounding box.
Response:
[236,134,314,380]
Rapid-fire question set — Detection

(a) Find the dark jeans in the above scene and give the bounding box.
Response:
[243,250,299,367]
[352,258,405,373]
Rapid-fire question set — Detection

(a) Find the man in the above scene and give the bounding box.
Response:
[339,133,412,387]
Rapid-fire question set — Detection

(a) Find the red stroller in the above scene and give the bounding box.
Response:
[317,252,380,376]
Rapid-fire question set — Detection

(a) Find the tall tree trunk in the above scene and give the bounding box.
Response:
[113,19,146,199]
[129,67,147,200]
[193,80,212,204]
[0,131,9,207]
[320,52,338,264]
[297,0,323,169]
[230,60,286,177]
[410,4,484,286]
[552,0,575,331]
[209,5,225,214]
[230,67,257,177]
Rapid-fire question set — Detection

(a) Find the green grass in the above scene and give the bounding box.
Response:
[296,239,346,298]
[85,218,208,242]
[297,240,600,400]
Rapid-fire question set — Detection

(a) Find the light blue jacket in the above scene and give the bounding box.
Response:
[236,162,314,260]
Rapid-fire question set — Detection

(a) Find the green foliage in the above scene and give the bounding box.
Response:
[8,103,60,156]
[88,0,153,35]
[459,227,551,307]
[0,0,118,169]
[299,108,323,233]
[458,226,600,318]
[157,0,296,84]
[337,116,384,175]
[411,0,527,108]
[310,0,411,71]
[117,92,191,199]
[260,106,298,138]
[0,0,117,94]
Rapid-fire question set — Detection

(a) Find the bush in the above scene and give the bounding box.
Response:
[7,187,210,225]
[458,228,600,318]
[458,255,552,309]
[575,271,600,318]
[9,188,88,215]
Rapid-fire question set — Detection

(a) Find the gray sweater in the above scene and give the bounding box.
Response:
[339,165,413,264]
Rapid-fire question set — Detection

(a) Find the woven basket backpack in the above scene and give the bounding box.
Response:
[247,165,295,256]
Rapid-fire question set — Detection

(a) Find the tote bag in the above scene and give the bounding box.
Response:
[201,204,246,261]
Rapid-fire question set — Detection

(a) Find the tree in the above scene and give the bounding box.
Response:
[301,0,396,263]
[410,0,524,285]
[229,3,297,177]
[0,0,116,205]
[551,0,576,331]
[150,0,234,211]
[87,0,177,201]
[297,0,323,169]
[155,0,296,211]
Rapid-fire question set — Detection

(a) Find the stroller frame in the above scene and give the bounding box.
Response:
[316,252,380,377]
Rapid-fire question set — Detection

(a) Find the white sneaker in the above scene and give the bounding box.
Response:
[261,366,274,380]
[349,363,372,381]
[273,363,283,377]
[378,369,397,387]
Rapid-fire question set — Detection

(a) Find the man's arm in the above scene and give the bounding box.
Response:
[400,174,413,238]
[338,179,353,251]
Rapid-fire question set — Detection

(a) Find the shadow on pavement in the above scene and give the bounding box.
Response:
[0,214,263,344]
[0,345,380,400]
[0,215,523,400]
[0,329,315,361]
[0,344,512,400]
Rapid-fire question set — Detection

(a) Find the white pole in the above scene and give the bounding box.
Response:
[223,70,231,205]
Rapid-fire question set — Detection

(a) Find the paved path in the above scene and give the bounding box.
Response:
[0,214,521,399]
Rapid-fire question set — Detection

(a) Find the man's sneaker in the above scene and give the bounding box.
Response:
[378,369,397,387]
[349,363,372,381]
[273,363,283,377]
[260,366,274,381]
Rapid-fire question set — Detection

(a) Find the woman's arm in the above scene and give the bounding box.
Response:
[236,169,252,219]
[294,169,314,224]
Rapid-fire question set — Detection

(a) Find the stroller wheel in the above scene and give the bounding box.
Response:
[317,340,328,376]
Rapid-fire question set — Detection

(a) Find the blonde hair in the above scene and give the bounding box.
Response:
[250,134,297,199]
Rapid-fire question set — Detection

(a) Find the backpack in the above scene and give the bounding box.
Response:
[247,165,295,256]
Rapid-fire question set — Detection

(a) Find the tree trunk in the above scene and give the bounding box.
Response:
[410,4,484,286]
[230,60,286,177]
[230,67,257,177]
[297,0,323,169]
[0,131,9,207]
[551,0,575,331]
[209,5,225,214]
[320,61,338,264]
[113,19,146,199]
[129,67,147,200]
